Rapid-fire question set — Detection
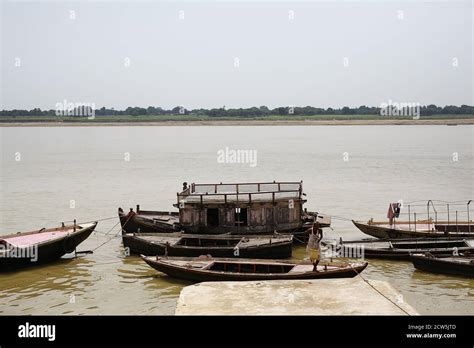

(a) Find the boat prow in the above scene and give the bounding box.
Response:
[118,207,180,234]
[0,221,97,271]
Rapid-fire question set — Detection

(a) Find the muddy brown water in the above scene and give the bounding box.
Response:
[1,125,473,314]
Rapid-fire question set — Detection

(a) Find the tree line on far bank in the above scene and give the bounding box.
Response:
[1,104,473,117]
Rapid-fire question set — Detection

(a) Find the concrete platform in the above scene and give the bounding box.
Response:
[175,277,418,315]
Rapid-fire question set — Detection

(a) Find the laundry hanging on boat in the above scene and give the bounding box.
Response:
[387,203,401,219]
[387,203,401,225]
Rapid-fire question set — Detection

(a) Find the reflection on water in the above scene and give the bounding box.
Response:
[1,125,473,315]
[0,257,95,314]
[118,256,194,292]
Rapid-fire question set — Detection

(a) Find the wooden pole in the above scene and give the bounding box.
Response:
[468,200,472,233]
[408,205,411,231]
[456,211,458,232]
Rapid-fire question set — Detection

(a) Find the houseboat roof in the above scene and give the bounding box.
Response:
[177,181,304,204]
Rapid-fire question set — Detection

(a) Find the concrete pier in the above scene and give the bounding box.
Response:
[175,277,418,315]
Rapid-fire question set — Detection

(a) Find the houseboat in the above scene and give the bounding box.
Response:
[119,181,330,238]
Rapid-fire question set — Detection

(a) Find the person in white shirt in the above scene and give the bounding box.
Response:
[306,222,323,271]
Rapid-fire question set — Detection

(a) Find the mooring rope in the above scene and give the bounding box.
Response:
[314,242,412,315]
[86,213,134,253]
[28,215,119,235]
[329,215,353,222]
[348,264,411,316]
[56,215,118,226]
[91,229,122,252]
[80,216,119,223]
[93,229,120,236]
[292,235,307,244]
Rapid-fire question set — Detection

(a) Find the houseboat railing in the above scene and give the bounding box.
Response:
[177,181,304,206]
[426,200,437,225]
[408,205,411,230]
[187,181,303,194]
[456,210,458,232]
[191,180,302,188]
[447,203,450,227]
[179,189,302,197]
[177,189,303,205]
[468,200,472,233]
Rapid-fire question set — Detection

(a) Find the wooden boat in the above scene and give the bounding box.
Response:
[123,232,293,258]
[119,181,331,238]
[354,200,473,239]
[119,207,179,234]
[411,252,474,278]
[141,255,368,282]
[0,222,97,271]
[323,237,474,260]
[353,220,474,239]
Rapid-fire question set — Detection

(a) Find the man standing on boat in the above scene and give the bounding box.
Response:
[307,222,323,271]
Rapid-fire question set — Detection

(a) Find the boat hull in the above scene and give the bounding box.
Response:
[411,254,474,278]
[324,238,474,260]
[142,256,368,282]
[0,222,96,271]
[352,220,474,239]
[123,233,293,258]
[350,248,472,261]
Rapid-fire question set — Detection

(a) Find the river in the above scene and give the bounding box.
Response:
[0,125,473,314]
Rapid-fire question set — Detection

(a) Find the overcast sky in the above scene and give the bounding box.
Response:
[1,0,472,110]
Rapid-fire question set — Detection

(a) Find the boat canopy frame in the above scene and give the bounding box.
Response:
[177,181,304,206]
[373,199,473,233]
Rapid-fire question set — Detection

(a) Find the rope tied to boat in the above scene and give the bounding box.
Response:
[329,215,353,222]
[80,216,120,223]
[348,264,412,316]
[79,213,134,255]
[90,229,123,253]
[94,214,135,251]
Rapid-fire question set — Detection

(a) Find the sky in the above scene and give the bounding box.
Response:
[1,0,473,110]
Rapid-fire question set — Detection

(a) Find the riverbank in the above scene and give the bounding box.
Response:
[1,118,473,127]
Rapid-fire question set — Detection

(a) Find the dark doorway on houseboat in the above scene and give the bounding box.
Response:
[207,208,219,227]
[235,208,248,226]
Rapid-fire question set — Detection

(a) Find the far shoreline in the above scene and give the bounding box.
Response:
[0,118,473,127]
